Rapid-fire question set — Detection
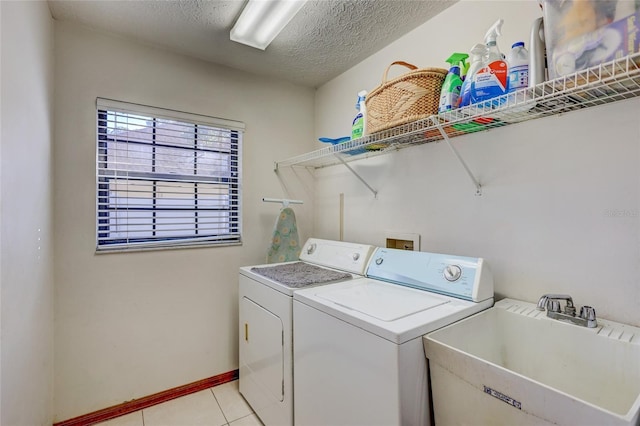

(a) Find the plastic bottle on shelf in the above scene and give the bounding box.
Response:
[507,41,529,93]
[486,19,505,63]
[351,90,367,140]
[438,53,469,113]
[529,16,546,88]
[472,18,509,106]
[458,44,488,108]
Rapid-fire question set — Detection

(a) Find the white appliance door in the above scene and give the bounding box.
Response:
[317,280,448,321]
[240,296,284,402]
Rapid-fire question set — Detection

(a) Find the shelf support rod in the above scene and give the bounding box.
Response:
[434,121,482,196]
[334,154,378,198]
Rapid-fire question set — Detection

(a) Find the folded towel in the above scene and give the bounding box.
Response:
[267,207,301,263]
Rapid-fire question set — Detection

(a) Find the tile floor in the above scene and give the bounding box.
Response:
[96,380,263,426]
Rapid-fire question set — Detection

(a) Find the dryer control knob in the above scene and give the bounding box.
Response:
[306,243,316,255]
[352,253,360,261]
[444,264,462,282]
[375,257,384,265]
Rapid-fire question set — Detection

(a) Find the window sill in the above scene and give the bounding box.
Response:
[95,240,243,254]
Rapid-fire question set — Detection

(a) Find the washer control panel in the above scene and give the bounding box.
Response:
[366,248,493,302]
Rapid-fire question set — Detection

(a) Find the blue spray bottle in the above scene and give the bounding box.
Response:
[458,44,488,108]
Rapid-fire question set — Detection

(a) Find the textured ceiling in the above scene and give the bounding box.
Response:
[48,0,457,88]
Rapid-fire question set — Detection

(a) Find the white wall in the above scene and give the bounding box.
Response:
[53,22,315,421]
[315,1,640,326]
[1,1,55,425]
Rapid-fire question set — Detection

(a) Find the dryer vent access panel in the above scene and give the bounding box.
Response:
[387,239,414,250]
[385,232,420,251]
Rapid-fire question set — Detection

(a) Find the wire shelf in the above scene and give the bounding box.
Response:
[276,53,640,170]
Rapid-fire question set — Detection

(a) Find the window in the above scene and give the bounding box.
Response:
[96,98,244,251]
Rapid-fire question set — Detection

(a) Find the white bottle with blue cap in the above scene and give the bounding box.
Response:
[507,41,529,93]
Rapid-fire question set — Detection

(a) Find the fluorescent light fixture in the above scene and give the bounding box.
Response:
[230,0,307,50]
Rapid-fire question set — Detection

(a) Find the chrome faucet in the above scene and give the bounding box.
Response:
[536,294,597,328]
[536,294,575,314]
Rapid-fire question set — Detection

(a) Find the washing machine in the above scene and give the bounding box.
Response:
[292,247,494,426]
[239,238,375,426]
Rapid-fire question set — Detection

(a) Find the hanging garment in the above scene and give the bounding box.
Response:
[267,207,301,263]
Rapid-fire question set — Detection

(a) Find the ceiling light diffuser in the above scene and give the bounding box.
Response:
[230,0,307,50]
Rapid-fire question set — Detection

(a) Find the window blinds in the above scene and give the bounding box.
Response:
[96,98,244,251]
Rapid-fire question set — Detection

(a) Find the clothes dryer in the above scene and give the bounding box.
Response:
[239,238,375,426]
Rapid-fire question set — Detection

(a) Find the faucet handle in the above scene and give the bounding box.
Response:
[579,306,598,328]
[536,296,548,311]
[580,306,596,321]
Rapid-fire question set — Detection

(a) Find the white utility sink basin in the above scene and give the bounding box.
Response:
[423,298,640,426]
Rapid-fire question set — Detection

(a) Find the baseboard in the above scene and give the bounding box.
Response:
[53,369,239,426]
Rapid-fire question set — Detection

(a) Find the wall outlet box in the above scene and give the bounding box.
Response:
[385,232,420,251]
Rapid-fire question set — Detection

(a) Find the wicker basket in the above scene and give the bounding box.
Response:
[366,61,448,134]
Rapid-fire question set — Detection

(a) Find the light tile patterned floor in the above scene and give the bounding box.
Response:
[96,380,263,426]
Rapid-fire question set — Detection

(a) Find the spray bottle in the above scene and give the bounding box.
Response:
[458,44,488,108]
[486,19,504,63]
[471,19,509,105]
[438,53,469,113]
[351,90,367,139]
[460,56,470,82]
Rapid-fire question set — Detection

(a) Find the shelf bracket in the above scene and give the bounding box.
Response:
[434,121,482,196]
[334,154,378,198]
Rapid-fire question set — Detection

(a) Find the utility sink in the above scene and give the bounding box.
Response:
[423,298,640,426]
